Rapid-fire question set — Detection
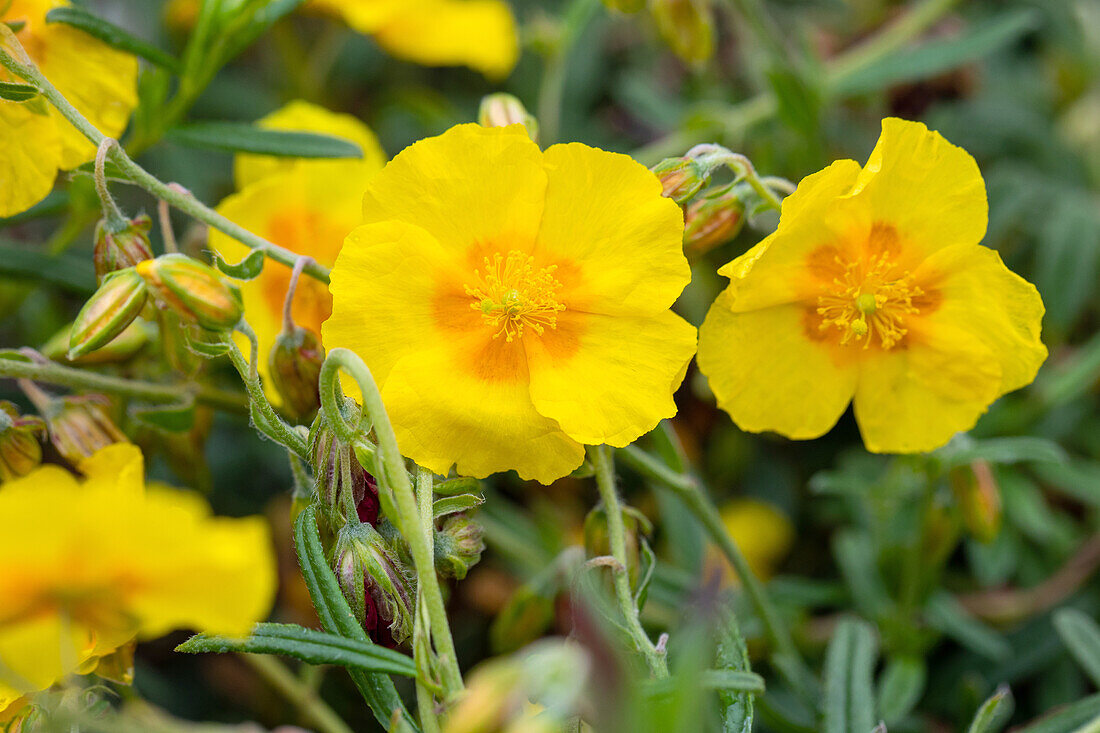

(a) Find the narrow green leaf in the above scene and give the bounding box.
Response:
[213,249,266,281]
[293,506,417,731]
[166,122,363,159]
[824,617,878,733]
[634,536,657,611]
[45,6,181,71]
[833,529,894,617]
[1053,609,1100,688]
[177,622,417,677]
[925,592,1011,661]
[833,10,1039,95]
[133,397,196,432]
[1016,694,1100,733]
[0,242,95,294]
[0,81,37,102]
[434,476,482,496]
[936,437,1067,469]
[967,685,1013,733]
[432,493,485,518]
[701,670,766,694]
[877,656,926,726]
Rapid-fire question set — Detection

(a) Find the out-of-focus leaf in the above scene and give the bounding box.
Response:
[701,670,766,694]
[1014,694,1100,732]
[46,6,181,71]
[877,655,926,726]
[936,436,1067,469]
[832,10,1039,95]
[925,592,1011,661]
[133,397,195,432]
[823,617,878,733]
[635,536,657,611]
[966,685,1013,733]
[1033,459,1100,508]
[213,249,265,281]
[833,529,894,617]
[0,243,96,294]
[717,607,755,733]
[1033,194,1100,334]
[166,123,364,159]
[1036,332,1100,409]
[1053,609,1100,688]
[767,67,822,141]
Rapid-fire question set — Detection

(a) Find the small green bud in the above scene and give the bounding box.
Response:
[651,157,707,204]
[43,317,151,365]
[334,523,415,645]
[651,0,716,66]
[435,512,485,580]
[68,268,149,360]
[44,394,128,465]
[478,93,539,143]
[93,214,154,283]
[310,419,374,530]
[137,254,243,331]
[269,326,324,422]
[683,191,745,255]
[0,401,45,482]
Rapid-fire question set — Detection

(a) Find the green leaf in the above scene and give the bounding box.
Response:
[634,536,657,611]
[434,476,482,496]
[432,493,485,518]
[1015,693,1100,732]
[166,123,364,159]
[823,617,879,733]
[700,670,766,694]
[213,249,266,281]
[967,685,1013,733]
[716,608,754,733]
[293,505,417,731]
[935,436,1067,469]
[1053,609,1100,688]
[832,10,1039,95]
[0,81,37,102]
[925,592,1010,661]
[177,622,417,677]
[133,397,196,432]
[832,529,894,618]
[45,6,181,71]
[0,242,96,294]
[877,655,926,726]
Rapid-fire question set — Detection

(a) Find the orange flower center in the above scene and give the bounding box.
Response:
[814,249,924,350]
[464,251,565,342]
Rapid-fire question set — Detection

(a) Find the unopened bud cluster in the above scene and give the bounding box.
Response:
[269,325,324,422]
[44,394,128,464]
[0,401,45,481]
[683,191,745,255]
[93,214,154,283]
[478,93,539,143]
[334,523,415,646]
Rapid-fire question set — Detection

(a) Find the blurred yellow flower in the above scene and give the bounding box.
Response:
[708,499,793,584]
[0,444,275,712]
[310,0,519,78]
[697,118,1047,454]
[323,124,697,483]
[211,102,385,403]
[0,0,138,217]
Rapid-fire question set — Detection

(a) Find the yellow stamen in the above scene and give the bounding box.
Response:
[815,251,923,349]
[465,251,566,342]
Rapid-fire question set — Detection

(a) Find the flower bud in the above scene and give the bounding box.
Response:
[44,317,151,365]
[650,0,716,66]
[269,326,324,423]
[435,512,485,580]
[584,504,647,586]
[45,394,128,465]
[136,254,243,331]
[683,192,745,255]
[68,269,149,360]
[951,460,1002,544]
[651,157,707,204]
[310,420,374,529]
[334,523,414,645]
[478,93,539,143]
[0,401,45,482]
[93,214,154,283]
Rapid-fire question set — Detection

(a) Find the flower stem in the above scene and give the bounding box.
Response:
[0,353,246,412]
[588,444,669,678]
[0,36,330,285]
[688,144,785,212]
[616,444,813,695]
[536,0,600,145]
[241,654,354,733]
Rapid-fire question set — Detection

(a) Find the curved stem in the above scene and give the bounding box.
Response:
[94,139,127,232]
[588,444,668,678]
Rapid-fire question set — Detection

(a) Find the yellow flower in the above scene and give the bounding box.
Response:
[310,0,519,78]
[697,118,1047,454]
[323,124,697,483]
[706,499,793,584]
[0,444,275,711]
[210,102,385,403]
[0,0,138,217]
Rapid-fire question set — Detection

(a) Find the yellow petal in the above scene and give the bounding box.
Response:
[35,23,137,169]
[309,0,398,32]
[234,100,387,189]
[371,0,519,78]
[697,291,859,439]
[535,142,690,315]
[526,310,696,446]
[0,614,97,698]
[0,100,61,217]
[912,243,1047,395]
[78,442,144,497]
[361,124,547,255]
[848,117,987,258]
[853,321,1003,453]
[380,336,585,484]
[716,160,865,312]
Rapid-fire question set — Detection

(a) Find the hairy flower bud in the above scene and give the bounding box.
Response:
[0,401,45,482]
[269,326,324,423]
[478,93,539,142]
[334,523,415,645]
[435,512,485,580]
[44,394,128,464]
[951,460,1002,544]
[683,192,745,255]
[136,254,243,331]
[650,0,716,66]
[93,214,154,283]
[68,269,149,360]
[651,157,707,204]
[310,420,376,529]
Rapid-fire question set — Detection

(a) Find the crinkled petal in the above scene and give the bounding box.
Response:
[535,142,690,315]
[526,310,696,446]
[697,292,859,439]
[0,101,60,217]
